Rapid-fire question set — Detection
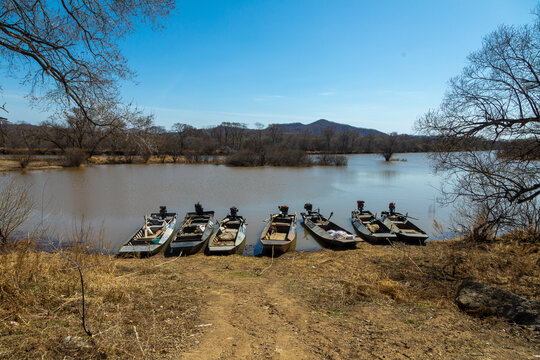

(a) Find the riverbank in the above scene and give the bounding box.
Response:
[0,239,537,359]
[0,155,223,172]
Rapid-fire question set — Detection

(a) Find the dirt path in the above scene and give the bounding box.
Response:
[181,258,315,359]
[176,251,537,360]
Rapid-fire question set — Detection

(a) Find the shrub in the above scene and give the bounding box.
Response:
[226,150,261,166]
[316,154,348,166]
[265,149,312,167]
[63,148,88,167]
[15,153,33,169]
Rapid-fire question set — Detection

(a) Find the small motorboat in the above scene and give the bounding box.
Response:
[167,202,217,256]
[118,206,177,257]
[351,200,396,244]
[380,202,429,245]
[207,206,247,255]
[301,203,359,248]
[260,205,297,255]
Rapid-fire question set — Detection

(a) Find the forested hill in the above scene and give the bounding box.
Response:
[278,119,385,136]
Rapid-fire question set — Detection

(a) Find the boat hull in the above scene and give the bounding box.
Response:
[351,211,395,244]
[302,214,358,248]
[118,215,177,257]
[381,212,429,246]
[167,210,217,256]
[260,212,297,255]
[207,217,247,255]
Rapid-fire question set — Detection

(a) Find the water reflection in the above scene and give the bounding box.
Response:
[4,153,452,254]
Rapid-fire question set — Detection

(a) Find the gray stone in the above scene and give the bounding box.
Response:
[455,279,540,326]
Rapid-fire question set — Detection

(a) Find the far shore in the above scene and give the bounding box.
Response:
[0,153,412,173]
[0,155,224,172]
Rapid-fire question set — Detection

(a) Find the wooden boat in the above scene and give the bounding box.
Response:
[207,207,247,255]
[351,200,396,243]
[167,203,217,256]
[380,203,429,245]
[118,206,177,257]
[301,203,359,248]
[260,205,297,254]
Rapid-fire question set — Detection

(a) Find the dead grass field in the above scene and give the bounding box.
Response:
[0,239,538,359]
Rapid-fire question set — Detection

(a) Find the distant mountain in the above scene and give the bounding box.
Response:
[277,119,385,136]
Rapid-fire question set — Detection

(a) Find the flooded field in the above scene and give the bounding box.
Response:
[4,153,452,254]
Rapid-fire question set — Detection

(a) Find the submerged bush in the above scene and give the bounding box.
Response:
[226,149,351,167]
[265,149,312,167]
[63,148,88,167]
[226,150,262,166]
[15,153,33,169]
[316,154,348,166]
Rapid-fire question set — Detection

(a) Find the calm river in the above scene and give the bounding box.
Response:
[4,153,452,254]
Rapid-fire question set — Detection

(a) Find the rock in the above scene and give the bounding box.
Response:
[455,279,540,326]
[64,335,92,349]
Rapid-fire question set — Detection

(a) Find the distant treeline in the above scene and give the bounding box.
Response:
[0,113,492,167]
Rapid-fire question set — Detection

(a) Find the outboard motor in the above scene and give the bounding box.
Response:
[389,202,396,215]
[304,203,313,214]
[159,206,167,219]
[279,205,289,216]
[357,200,365,212]
[229,206,238,218]
[195,202,204,215]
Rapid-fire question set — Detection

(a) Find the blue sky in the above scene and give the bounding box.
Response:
[1,0,538,133]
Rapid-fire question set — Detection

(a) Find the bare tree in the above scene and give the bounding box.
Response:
[0,179,34,247]
[0,0,174,123]
[228,122,247,149]
[172,123,195,153]
[381,132,398,161]
[322,127,334,151]
[416,17,540,236]
[0,116,8,147]
[268,123,283,145]
[39,104,126,161]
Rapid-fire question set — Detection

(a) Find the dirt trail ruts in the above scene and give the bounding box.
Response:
[181,257,314,360]
[175,250,537,360]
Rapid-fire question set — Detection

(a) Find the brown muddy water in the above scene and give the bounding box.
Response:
[3,153,452,254]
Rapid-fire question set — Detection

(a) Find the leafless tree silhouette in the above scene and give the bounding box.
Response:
[0,0,174,124]
[416,14,540,236]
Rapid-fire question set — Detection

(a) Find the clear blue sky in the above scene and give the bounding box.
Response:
[2,0,538,133]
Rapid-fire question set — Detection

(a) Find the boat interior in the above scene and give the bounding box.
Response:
[354,212,375,222]
[176,222,207,241]
[130,219,167,245]
[318,221,346,232]
[394,221,423,234]
[265,217,292,241]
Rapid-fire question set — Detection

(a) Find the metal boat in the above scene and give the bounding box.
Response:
[167,203,217,256]
[260,205,297,255]
[301,203,359,248]
[351,200,395,244]
[118,206,177,257]
[207,207,247,255]
[381,203,429,245]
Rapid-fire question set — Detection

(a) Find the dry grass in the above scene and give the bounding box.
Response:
[281,239,539,315]
[88,155,223,166]
[0,238,537,359]
[0,158,63,172]
[0,155,225,172]
[0,244,202,359]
